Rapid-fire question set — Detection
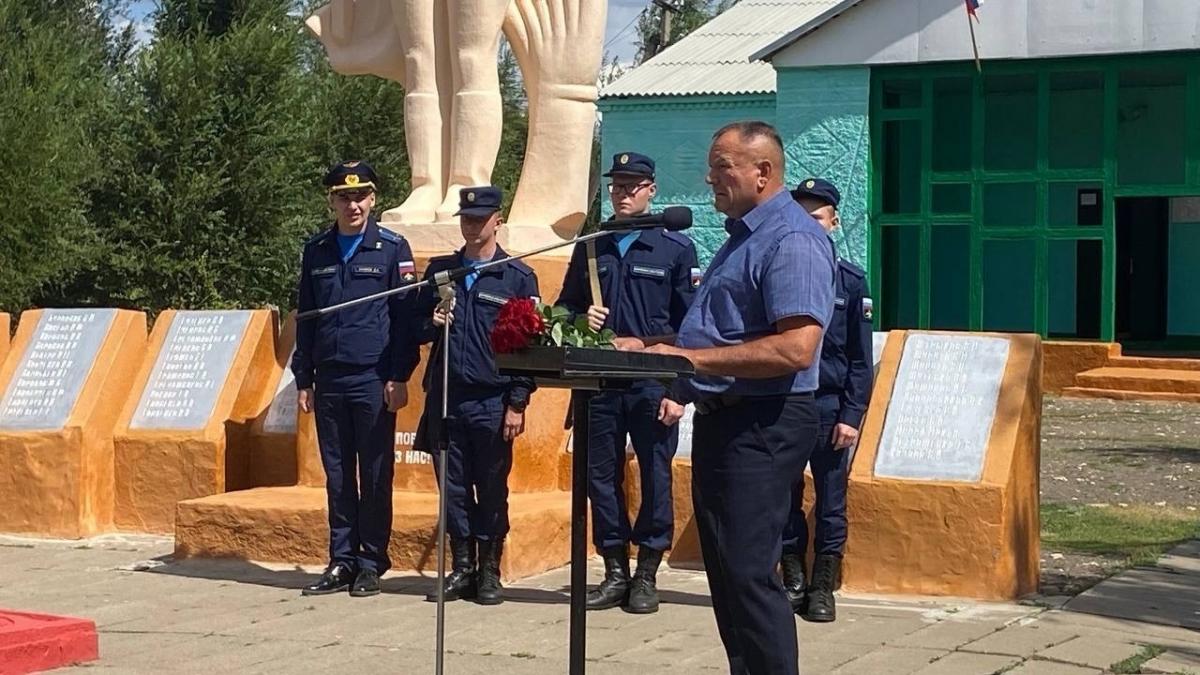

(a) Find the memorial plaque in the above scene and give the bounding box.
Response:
[0,309,117,430]
[130,311,251,430]
[262,348,297,434]
[872,332,888,372]
[875,334,1009,482]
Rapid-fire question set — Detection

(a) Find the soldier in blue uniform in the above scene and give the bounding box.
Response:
[294,160,421,598]
[556,152,699,614]
[414,186,539,606]
[781,178,873,623]
[625,122,836,675]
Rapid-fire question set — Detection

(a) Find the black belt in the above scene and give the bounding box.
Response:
[693,391,814,416]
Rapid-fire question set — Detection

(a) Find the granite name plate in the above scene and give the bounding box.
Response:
[130,311,251,430]
[0,309,117,430]
[875,334,1010,482]
[262,347,297,434]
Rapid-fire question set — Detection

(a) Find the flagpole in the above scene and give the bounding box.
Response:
[966,3,981,72]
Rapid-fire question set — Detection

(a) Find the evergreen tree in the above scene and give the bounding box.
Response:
[89,0,320,312]
[0,0,127,312]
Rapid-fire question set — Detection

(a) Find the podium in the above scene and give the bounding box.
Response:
[497,346,694,675]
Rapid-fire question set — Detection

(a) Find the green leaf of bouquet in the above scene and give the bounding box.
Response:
[551,322,564,346]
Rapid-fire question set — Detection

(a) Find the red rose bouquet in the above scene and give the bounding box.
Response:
[490,299,617,354]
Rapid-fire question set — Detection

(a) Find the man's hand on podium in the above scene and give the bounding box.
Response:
[385,381,408,412]
[612,336,645,352]
[503,406,526,441]
[298,388,314,414]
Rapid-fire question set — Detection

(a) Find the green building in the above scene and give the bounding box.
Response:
[599,0,1200,351]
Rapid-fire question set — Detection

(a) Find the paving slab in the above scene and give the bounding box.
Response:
[831,646,948,674]
[1035,635,1144,670]
[1142,649,1200,674]
[911,651,1021,675]
[959,624,1079,657]
[1065,541,1200,631]
[889,617,1010,650]
[1006,660,1103,675]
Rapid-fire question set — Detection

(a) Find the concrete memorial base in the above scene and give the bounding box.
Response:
[174,486,573,581]
[0,309,147,538]
[113,310,277,534]
[0,610,98,674]
[247,312,298,488]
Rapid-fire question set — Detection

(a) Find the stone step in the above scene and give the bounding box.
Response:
[1060,386,1200,403]
[1107,355,1200,371]
[174,486,573,582]
[1072,367,1200,394]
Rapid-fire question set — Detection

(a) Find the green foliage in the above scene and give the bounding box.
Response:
[0,0,123,311]
[535,302,615,348]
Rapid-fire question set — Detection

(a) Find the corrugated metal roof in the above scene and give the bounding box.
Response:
[600,0,841,99]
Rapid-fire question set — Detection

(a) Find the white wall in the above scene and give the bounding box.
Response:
[772,0,1200,68]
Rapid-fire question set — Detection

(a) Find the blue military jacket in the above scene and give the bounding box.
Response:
[817,257,874,428]
[555,227,699,339]
[292,217,420,389]
[415,248,540,407]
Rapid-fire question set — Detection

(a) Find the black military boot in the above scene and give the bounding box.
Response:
[476,538,505,605]
[302,563,356,596]
[780,552,807,612]
[625,547,664,614]
[586,545,630,611]
[350,568,382,597]
[425,538,477,602]
[803,554,840,623]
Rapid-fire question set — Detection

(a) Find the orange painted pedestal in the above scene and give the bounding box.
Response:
[112,310,276,533]
[0,313,10,365]
[175,254,577,580]
[247,312,298,488]
[0,309,147,537]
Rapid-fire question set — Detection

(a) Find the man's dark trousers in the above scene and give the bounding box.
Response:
[315,370,396,575]
[587,383,678,552]
[782,395,849,557]
[692,394,819,675]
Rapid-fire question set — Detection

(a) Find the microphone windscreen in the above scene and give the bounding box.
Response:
[661,206,693,231]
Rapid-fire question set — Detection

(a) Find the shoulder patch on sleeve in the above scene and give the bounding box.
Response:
[862,297,874,321]
[663,230,694,248]
[509,258,535,276]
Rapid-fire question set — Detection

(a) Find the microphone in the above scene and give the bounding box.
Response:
[599,206,692,232]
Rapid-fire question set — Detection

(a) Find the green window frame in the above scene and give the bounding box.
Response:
[868,52,1200,342]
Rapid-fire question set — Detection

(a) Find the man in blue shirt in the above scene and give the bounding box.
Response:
[293,160,421,598]
[557,152,699,614]
[414,186,539,606]
[782,178,873,624]
[621,122,835,675]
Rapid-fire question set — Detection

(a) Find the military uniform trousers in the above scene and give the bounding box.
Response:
[587,382,678,552]
[782,394,850,557]
[692,394,819,675]
[431,392,514,542]
[315,367,397,575]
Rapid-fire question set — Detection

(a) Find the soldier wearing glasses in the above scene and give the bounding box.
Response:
[556,152,699,613]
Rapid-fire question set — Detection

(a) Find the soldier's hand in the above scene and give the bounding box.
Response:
[657,397,685,427]
[585,305,609,332]
[385,381,408,412]
[503,407,526,441]
[832,423,858,450]
[432,305,454,327]
[612,337,645,352]
[298,388,314,414]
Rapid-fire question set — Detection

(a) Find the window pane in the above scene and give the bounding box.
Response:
[882,120,922,214]
[984,74,1037,171]
[932,77,973,172]
[930,225,971,329]
[932,183,971,214]
[1048,183,1103,227]
[882,79,921,109]
[1118,69,1187,185]
[983,182,1037,228]
[982,239,1036,332]
[881,226,921,328]
[1049,71,1104,169]
[1048,239,1103,339]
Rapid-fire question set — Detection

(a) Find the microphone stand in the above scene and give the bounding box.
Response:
[296,226,647,322]
[433,283,454,675]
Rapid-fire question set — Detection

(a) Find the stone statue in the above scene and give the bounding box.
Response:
[305,0,606,252]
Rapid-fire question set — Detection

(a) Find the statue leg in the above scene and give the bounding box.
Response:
[434,0,510,223]
[502,0,606,250]
[384,0,448,225]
